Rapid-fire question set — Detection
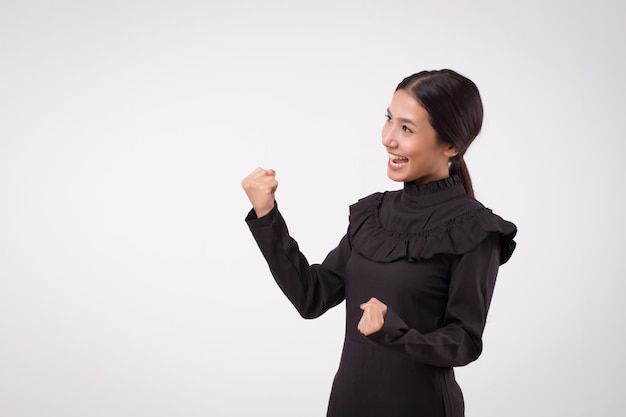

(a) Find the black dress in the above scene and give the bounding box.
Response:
[245,176,517,417]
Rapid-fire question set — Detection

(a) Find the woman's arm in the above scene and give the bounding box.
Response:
[364,234,501,367]
[246,205,348,319]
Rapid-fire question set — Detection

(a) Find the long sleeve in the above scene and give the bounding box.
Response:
[245,204,348,319]
[366,233,501,367]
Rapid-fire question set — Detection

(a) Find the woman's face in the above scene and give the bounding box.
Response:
[382,89,457,184]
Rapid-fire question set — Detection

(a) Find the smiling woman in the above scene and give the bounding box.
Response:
[242,69,517,417]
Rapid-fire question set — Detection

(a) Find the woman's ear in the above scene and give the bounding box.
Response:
[444,145,459,158]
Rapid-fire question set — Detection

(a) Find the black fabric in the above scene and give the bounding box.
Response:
[245,176,517,417]
[350,176,517,264]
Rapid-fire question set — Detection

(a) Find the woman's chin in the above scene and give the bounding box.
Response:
[386,169,407,182]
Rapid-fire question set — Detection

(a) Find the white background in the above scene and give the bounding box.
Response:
[1,0,624,416]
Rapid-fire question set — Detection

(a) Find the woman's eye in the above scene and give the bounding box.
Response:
[385,114,392,122]
[402,125,412,133]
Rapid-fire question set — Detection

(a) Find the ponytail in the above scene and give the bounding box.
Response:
[449,155,474,198]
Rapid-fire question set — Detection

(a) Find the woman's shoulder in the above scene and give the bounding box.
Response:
[350,191,386,207]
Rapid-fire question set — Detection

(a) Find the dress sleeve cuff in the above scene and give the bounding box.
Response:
[244,203,278,227]
[366,307,408,344]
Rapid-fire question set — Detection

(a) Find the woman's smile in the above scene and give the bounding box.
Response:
[388,152,409,170]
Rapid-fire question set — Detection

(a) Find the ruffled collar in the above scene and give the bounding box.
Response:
[400,175,466,209]
[348,177,518,264]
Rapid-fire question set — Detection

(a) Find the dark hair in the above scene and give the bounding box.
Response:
[396,69,483,198]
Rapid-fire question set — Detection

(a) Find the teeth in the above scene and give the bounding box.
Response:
[388,153,408,167]
[388,153,408,161]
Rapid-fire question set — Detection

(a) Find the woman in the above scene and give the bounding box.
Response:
[242,69,517,417]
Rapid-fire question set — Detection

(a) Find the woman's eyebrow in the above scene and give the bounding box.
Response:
[386,108,416,126]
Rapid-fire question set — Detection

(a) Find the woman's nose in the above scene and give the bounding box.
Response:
[381,125,396,148]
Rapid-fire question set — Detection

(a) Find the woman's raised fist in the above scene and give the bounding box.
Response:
[241,167,279,218]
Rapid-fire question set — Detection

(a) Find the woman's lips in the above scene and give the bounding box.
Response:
[388,153,408,169]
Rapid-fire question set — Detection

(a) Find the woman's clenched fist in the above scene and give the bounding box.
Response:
[358,297,388,336]
[241,167,279,218]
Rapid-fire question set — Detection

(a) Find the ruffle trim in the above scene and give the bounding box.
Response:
[348,193,517,264]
